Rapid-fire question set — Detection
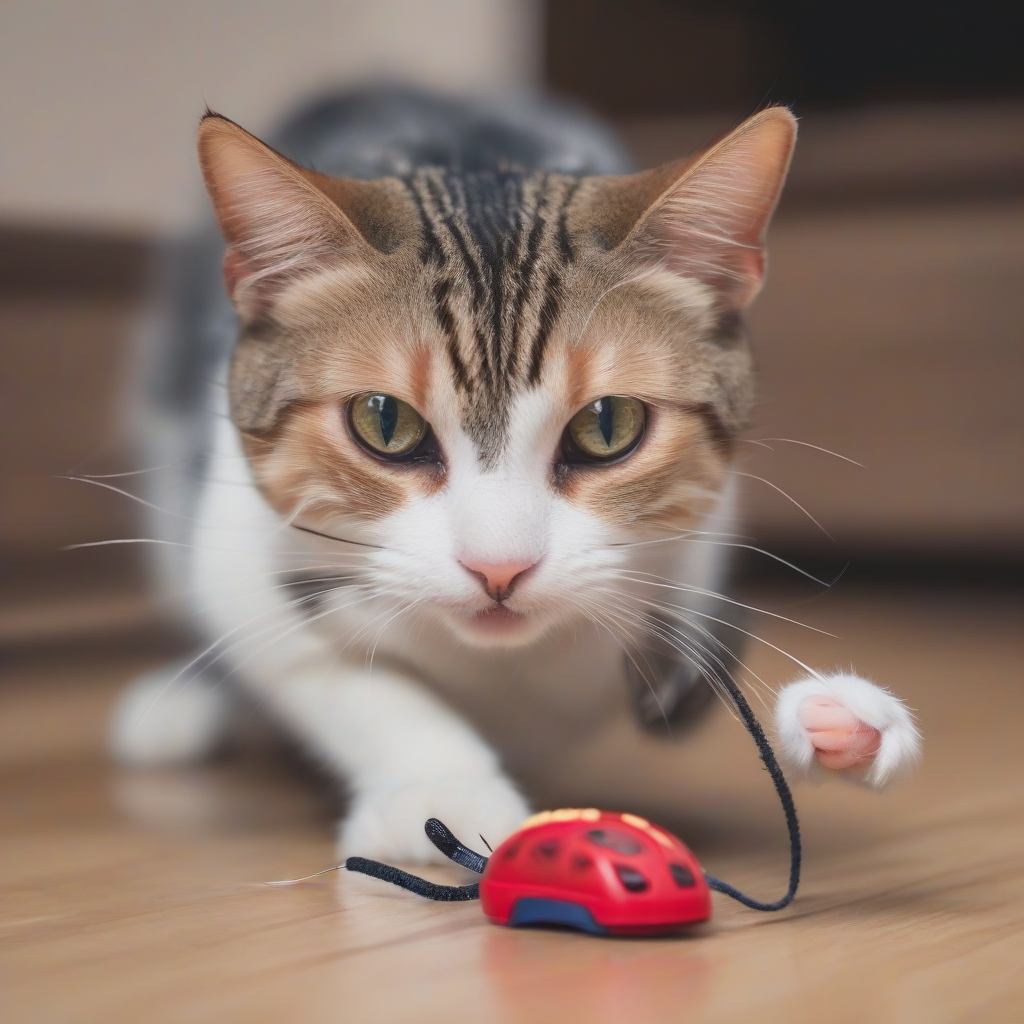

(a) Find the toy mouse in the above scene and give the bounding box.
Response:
[344,678,801,935]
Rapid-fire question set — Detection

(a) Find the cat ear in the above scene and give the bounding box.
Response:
[587,107,796,308]
[196,113,402,318]
[638,107,796,306]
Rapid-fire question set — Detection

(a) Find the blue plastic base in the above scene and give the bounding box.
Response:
[507,898,608,935]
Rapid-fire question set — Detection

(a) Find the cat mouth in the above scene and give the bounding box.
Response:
[467,605,529,634]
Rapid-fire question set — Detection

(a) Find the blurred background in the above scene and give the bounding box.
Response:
[2,0,1022,648]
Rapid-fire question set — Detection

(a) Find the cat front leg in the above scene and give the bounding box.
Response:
[774,673,921,787]
[267,665,531,865]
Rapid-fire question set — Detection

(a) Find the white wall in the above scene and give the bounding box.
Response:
[0,0,541,234]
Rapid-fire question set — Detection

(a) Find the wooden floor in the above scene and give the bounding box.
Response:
[3,586,1023,1023]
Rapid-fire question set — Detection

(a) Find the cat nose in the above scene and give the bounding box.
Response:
[459,559,537,602]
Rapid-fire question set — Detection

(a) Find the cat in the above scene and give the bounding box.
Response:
[111,88,921,864]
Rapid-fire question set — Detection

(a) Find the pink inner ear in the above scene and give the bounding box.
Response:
[652,190,774,309]
[731,248,766,307]
[222,247,245,300]
[222,245,276,320]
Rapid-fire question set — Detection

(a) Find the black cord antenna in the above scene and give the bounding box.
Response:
[344,819,489,900]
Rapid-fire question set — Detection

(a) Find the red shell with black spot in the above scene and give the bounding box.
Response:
[479,810,711,935]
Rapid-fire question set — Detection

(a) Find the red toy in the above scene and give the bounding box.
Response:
[343,679,801,933]
[479,808,710,935]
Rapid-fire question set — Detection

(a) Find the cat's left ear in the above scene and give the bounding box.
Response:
[589,107,797,308]
[640,107,796,306]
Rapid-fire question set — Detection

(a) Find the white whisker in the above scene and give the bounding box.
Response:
[629,594,822,680]
[609,533,845,587]
[746,437,865,467]
[610,570,839,637]
[731,471,834,541]
[591,580,775,705]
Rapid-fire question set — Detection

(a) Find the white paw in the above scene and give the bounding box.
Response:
[774,673,921,788]
[338,771,531,865]
[109,663,233,767]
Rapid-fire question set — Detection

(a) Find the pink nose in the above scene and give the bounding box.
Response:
[460,559,537,602]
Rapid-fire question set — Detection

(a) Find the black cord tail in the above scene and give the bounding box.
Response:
[344,857,480,901]
[704,677,802,911]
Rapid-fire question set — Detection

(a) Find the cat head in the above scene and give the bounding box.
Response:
[197,107,796,649]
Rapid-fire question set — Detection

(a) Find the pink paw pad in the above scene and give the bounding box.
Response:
[798,695,881,772]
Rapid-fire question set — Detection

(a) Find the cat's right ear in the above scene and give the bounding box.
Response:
[196,113,404,319]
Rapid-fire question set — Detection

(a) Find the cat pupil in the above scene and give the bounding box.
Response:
[596,398,614,447]
[372,395,398,447]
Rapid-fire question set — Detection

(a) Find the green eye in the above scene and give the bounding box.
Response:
[565,396,646,463]
[348,393,428,458]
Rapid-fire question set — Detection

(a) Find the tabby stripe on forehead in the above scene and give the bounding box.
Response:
[432,279,471,393]
[489,247,506,383]
[437,223,494,388]
[407,181,446,267]
[424,175,488,313]
[473,324,493,388]
[415,172,495,387]
[505,184,550,378]
[437,222,495,385]
[527,271,562,384]
[556,179,580,264]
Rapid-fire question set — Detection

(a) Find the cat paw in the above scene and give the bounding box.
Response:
[109,663,232,767]
[338,772,531,866]
[774,673,921,788]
